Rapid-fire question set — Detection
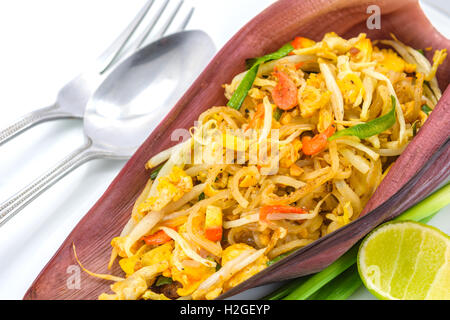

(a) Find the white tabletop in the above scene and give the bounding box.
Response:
[0,0,448,300]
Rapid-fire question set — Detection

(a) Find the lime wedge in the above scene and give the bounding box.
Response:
[357,221,450,300]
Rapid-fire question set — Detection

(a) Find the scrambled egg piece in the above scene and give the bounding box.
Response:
[239,171,259,188]
[141,290,170,300]
[317,104,334,133]
[279,138,302,168]
[221,243,268,291]
[204,183,219,197]
[170,263,216,297]
[111,236,141,258]
[166,239,216,296]
[111,236,128,258]
[223,133,248,152]
[99,262,169,300]
[139,166,193,212]
[337,73,365,106]
[298,73,332,118]
[153,223,216,297]
[373,47,416,74]
[337,55,365,106]
[323,32,352,55]
[350,36,373,62]
[119,242,173,276]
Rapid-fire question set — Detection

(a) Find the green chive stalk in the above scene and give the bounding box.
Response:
[227,43,294,110]
[306,265,362,300]
[263,183,450,300]
[328,96,396,141]
[282,245,359,300]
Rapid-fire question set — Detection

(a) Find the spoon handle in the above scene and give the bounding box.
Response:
[0,138,103,227]
[0,104,74,146]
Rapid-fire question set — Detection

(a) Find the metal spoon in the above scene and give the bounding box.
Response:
[0,30,215,226]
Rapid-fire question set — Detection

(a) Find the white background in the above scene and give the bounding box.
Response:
[0,0,448,300]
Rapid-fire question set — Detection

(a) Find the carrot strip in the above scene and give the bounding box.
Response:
[142,230,172,246]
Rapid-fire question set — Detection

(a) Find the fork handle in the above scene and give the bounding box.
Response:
[0,138,105,227]
[0,104,74,146]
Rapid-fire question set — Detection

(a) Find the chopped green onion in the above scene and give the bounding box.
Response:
[394,183,450,222]
[227,43,294,110]
[273,108,283,121]
[307,265,362,300]
[227,67,258,111]
[266,249,296,266]
[421,104,432,115]
[198,192,205,201]
[245,57,258,70]
[329,95,397,141]
[417,49,425,56]
[155,276,173,287]
[150,164,163,180]
[412,120,419,136]
[283,245,359,300]
[263,278,307,300]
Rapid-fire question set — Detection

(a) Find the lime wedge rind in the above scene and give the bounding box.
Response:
[357,221,449,300]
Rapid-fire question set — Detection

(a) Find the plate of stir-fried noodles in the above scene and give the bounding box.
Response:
[72,31,447,300]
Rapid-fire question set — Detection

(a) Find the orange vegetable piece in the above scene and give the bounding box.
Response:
[205,226,222,242]
[289,36,316,55]
[142,230,172,246]
[302,124,336,155]
[272,71,298,110]
[291,36,315,49]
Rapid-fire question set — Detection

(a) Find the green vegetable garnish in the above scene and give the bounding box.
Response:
[273,107,283,121]
[150,164,163,180]
[412,120,419,136]
[329,95,397,141]
[227,43,294,110]
[198,192,205,201]
[306,265,362,300]
[282,245,360,300]
[266,249,296,266]
[155,276,173,287]
[417,49,425,56]
[245,57,258,70]
[421,104,432,115]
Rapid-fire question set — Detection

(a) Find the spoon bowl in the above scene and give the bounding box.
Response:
[85,30,215,156]
[0,30,216,226]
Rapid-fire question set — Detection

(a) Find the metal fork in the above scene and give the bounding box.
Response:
[0,0,193,146]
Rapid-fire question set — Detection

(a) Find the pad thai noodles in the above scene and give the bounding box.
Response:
[76,32,446,300]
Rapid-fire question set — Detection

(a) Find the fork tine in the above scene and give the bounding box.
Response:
[175,7,194,32]
[154,0,184,39]
[130,0,170,52]
[97,0,155,73]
